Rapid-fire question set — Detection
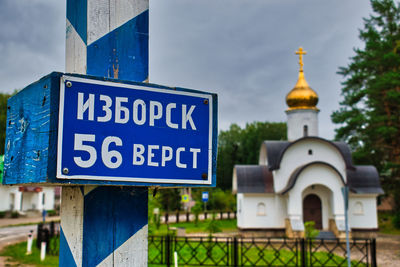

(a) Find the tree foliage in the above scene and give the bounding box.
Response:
[0,93,11,155]
[216,121,287,190]
[331,0,400,223]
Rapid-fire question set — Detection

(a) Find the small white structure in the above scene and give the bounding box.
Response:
[0,156,58,213]
[233,48,383,238]
[0,186,57,213]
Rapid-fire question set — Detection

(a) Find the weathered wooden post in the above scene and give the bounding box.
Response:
[3,1,217,266]
[61,1,150,265]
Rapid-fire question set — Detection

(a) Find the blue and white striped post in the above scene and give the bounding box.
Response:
[61,1,149,266]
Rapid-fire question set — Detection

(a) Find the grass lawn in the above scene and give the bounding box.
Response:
[149,218,237,235]
[0,240,59,267]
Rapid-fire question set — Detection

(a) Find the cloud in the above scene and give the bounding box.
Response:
[0,0,372,139]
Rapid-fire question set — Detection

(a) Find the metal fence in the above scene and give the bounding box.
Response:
[148,235,376,267]
[37,221,60,256]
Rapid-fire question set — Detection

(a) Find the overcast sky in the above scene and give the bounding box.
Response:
[0,0,373,139]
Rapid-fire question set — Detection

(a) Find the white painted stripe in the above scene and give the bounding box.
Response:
[109,0,148,33]
[66,19,87,74]
[61,187,84,267]
[87,0,110,46]
[97,225,148,267]
[87,0,148,45]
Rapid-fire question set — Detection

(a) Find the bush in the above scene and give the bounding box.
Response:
[47,210,57,217]
[11,211,19,218]
[393,212,400,229]
[0,211,6,218]
[304,221,319,239]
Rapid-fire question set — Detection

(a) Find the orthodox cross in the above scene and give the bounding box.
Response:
[295,47,307,72]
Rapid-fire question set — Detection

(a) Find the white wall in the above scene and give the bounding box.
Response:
[349,195,378,229]
[22,192,38,211]
[42,187,56,211]
[287,164,345,222]
[274,140,347,192]
[0,186,21,212]
[286,109,319,141]
[237,193,286,229]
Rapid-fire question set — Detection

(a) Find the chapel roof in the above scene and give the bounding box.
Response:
[234,165,274,194]
[260,136,355,171]
[234,137,383,195]
[279,161,346,194]
[347,166,384,194]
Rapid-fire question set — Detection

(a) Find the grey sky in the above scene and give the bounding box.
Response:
[0,0,372,139]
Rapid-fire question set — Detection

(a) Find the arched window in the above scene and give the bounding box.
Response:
[256,202,266,216]
[353,201,364,215]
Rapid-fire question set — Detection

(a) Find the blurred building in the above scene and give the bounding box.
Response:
[0,155,59,214]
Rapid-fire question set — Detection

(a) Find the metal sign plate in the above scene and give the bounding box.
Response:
[57,75,215,185]
[202,191,209,202]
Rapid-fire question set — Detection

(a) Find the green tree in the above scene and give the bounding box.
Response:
[157,188,181,212]
[217,121,286,190]
[331,0,400,226]
[0,93,11,155]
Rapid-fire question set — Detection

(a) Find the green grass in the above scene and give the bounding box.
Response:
[0,239,59,267]
[149,218,237,235]
[378,212,400,235]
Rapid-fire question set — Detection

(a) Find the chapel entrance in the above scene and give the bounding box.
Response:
[303,194,322,229]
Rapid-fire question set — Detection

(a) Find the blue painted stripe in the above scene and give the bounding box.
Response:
[87,10,149,82]
[82,186,148,266]
[59,227,78,267]
[67,0,87,44]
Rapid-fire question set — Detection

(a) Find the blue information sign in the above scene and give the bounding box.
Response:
[202,191,209,202]
[57,75,216,185]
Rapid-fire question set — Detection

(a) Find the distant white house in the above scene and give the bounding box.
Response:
[0,186,56,212]
[0,155,59,213]
[232,48,383,238]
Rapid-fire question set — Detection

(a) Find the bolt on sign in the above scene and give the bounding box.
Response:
[3,73,218,187]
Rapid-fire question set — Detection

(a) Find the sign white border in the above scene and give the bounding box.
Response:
[57,75,213,185]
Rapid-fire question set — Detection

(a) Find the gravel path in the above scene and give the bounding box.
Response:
[376,234,400,266]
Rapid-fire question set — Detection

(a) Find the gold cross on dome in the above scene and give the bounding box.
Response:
[295,47,307,72]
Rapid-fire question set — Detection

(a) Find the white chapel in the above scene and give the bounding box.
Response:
[232,48,383,238]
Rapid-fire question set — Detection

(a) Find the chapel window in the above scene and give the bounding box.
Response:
[353,201,364,215]
[256,202,266,216]
[303,125,308,137]
[308,149,313,155]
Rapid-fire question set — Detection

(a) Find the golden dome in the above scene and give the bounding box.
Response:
[286,47,319,111]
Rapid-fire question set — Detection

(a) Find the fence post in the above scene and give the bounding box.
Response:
[220,211,223,219]
[205,212,208,220]
[165,235,171,267]
[176,212,179,223]
[37,223,43,249]
[50,221,55,237]
[227,211,230,219]
[371,238,377,267]
[165,212,169,223]
[186,212,190,222]
[300,238,306,267]
[232,237,238,267]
